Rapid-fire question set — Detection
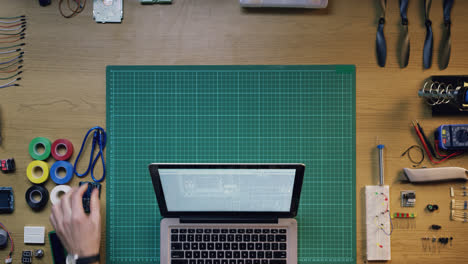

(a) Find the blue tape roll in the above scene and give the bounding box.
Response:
[50,161,74,185]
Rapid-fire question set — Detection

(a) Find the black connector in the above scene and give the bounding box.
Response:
[0,158,15,173]
[79,182,101,213]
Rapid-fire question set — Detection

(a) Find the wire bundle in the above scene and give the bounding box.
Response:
[0,15,25,89]
[411,120,464,164]
[59,0,87,18]
[374,192,393,236]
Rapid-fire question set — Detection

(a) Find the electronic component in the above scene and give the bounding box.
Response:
[22,250,32,264]
[450,186,468,197]
[79,182,101,213]
[93,0,123,23]
[39,0,51,6]
[401,191,416,207]
[451,200,468,210]
[0,229,7,249]
[438,237,451,244]
[24,226,45,244]
[34,249,44,258]
[392,212,416,218]
[419,76,468,113]
[410,120,464,165]
[451,210,468,222]
[0,222,13,262]
[365,144,391,261]
[438,124,468,150]
[427,204,439,212]
[49,231,67,264]
[0,158,15,173]
[0,187,14,213]
[431,224,442,230]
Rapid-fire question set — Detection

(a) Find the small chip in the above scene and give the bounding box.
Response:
[401,191,416,207]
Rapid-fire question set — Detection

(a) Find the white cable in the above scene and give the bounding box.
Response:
[0,55,23,65]
[0,49,21,55]
[0,19,24,24]
[0,26,24,31]
[0,78,20,89]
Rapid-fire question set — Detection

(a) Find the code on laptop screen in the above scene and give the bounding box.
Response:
[159,168,296,212]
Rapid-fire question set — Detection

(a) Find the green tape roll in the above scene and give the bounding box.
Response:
[29,137,52,160]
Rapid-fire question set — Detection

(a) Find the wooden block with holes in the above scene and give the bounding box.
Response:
[365,185,391,261]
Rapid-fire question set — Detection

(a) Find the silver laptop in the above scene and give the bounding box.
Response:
[149,163,305,264]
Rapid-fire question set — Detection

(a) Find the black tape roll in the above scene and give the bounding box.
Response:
[25,185,49,211]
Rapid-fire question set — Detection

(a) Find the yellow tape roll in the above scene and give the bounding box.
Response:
[26,160,49,184]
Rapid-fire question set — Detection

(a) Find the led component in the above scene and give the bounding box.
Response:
[22,250,32,264]
[392,212,416,218]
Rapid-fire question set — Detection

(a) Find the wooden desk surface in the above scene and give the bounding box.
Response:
[1,0,467,263]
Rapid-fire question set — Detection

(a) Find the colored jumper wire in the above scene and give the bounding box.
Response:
[411,120,464,164]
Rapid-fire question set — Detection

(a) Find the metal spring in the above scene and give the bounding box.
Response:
[419,80,461,106]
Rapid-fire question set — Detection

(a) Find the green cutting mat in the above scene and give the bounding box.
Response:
[106,65,356,264]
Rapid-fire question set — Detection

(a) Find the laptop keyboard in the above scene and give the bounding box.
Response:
[170,228,288,264]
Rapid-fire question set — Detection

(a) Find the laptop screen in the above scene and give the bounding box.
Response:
[159,168,296,212]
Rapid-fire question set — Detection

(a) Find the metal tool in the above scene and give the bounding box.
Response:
[378,144,385,185]
[419,76,468,113]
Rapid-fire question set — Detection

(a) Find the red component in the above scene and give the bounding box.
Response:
[396,213,400,217]
[51,139,74,161]
[406,213,409,218]
[0,158,15,173]
[379,245,383,248]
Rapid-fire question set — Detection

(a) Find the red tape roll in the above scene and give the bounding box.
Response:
[51,139,74,161]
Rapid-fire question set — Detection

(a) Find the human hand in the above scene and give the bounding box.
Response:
[50,183,101,258]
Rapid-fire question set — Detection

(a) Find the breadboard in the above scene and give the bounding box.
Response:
[106,65,356,263]
[365,185,391,261]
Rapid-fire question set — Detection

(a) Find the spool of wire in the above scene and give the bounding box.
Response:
[25,185,49,211]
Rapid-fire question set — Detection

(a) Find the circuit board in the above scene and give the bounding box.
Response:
[106,65,356,263]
